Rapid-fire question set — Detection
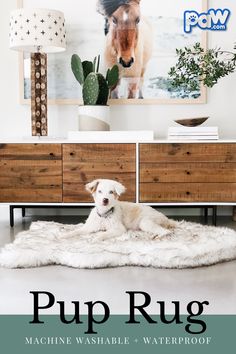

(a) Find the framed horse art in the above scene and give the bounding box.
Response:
[98,0,154,99]
[18,0,207,105]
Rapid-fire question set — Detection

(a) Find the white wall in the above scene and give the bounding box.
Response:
[0,0,235,217]
[0,0,236,139]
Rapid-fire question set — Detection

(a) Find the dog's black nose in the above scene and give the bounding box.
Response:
[103,198,109,205]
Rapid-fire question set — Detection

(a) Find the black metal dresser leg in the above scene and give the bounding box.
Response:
[9,206,14,227]
[22,207,26,218]
[213,206,217,226]
[204,207,208,224]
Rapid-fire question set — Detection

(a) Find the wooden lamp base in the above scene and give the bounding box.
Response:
[31,53,48,136]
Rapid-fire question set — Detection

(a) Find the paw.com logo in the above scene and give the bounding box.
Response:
[184,8,231,33]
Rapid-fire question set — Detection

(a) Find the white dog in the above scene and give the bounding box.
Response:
[74,179,176,241]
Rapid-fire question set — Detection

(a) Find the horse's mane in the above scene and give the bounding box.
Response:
[97,0,130,17]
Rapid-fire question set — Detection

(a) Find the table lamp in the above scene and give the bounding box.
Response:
[9,8,66,136]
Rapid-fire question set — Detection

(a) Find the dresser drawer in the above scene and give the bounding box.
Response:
[140,143,236,163]
[63,144,136,203]
[139,143,236,203]
[140,183,236,203]
[0,144,62,203]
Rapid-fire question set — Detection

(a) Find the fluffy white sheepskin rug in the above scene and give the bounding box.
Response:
[0,220,236,269]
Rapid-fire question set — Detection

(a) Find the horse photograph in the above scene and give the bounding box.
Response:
[97,0,154,99]
[20,0,205,103]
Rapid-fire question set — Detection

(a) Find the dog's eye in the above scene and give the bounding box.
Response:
[98,190,102,194]
[136,17,140,24]
[109,191,114,194]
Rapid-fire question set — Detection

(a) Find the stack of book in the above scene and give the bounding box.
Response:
[168,126,219,140]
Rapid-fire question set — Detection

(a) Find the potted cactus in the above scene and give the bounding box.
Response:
[71,54,119,131]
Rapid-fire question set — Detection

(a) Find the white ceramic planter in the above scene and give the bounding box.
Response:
[78,105,110,131]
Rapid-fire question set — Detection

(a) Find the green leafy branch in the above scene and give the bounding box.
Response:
[169,42,236,92]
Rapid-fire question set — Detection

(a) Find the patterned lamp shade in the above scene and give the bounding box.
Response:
[9,8,66,53]
[9,8,66,137]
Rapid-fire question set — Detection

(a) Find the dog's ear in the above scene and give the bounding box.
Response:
[114,181,126,197]
[85,180,100,194]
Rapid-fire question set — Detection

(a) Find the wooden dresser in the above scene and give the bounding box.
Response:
[0,140,236,208]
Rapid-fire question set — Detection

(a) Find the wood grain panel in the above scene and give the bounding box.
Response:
[140,183,236,203]
[140,163,236,183]
[140,144,236,163]
[0,176,61,189]
[0,144,61,160]
[0,145,62,203]
[0,189,62,203]
[0,160,61,177]
[63,161,134,175]
[63,144,136,203]
[63,144,135,162]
